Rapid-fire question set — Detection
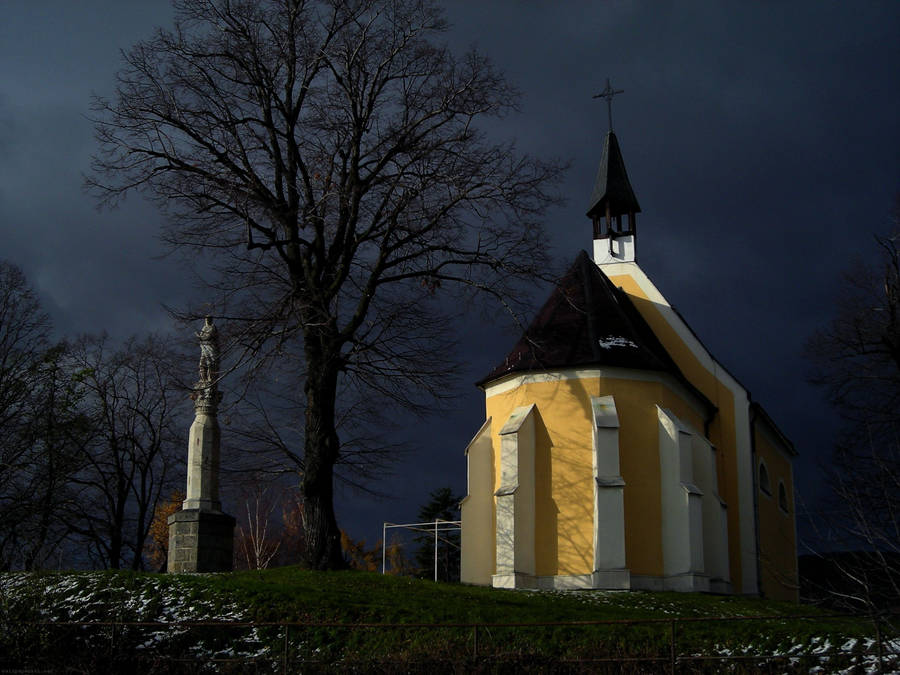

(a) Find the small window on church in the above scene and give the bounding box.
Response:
[759,461,771,496]
[778,481,789,513]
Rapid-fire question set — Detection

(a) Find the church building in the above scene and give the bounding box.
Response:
[460,109,798,601]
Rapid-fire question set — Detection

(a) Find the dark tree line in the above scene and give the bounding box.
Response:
[0,260,187,570]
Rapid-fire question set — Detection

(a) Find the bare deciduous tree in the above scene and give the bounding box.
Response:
[88,0,562,568]
[0,261,50,437]
[0,262,87,570]
[65,334,186,570]
[0,262,193,571]
[235,483,282,570]
[0,259,47,568]
[807,217,900,611]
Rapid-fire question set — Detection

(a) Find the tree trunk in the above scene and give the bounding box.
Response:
[301,338,345,570]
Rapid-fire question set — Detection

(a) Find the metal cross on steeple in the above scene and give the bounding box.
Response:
[593,78,624,132]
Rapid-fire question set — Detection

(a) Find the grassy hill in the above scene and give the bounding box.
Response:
[1,567,895,672]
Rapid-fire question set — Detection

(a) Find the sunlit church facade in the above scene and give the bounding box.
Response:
[460,126,798,601]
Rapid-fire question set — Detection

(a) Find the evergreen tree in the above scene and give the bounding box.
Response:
[414,487,461,582]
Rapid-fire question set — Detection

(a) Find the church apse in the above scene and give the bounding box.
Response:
[459,89,796,596]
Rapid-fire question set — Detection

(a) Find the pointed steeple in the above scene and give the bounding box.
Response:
[586,132,641,221]
[587,132,641,264]
[588,79,641,264]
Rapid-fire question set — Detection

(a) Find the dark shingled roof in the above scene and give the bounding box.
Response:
[586,132,641,219]
[479,251,715,414]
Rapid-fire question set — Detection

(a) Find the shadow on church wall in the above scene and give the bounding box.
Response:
[532,407,558,576]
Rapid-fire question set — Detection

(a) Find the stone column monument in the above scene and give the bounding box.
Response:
[168,316,235,572]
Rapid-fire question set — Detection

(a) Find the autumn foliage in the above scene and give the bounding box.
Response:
[145,490,183,571]
[340,530,381,572]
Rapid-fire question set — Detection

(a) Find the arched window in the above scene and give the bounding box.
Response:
[758,461,771,496]
[778,481,789,513]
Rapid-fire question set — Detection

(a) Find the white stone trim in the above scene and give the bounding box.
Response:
[491,572,535,589]
[538,571,631,590]
[592,395,620,429]
[693,435,731,586]
[491,571,633,591]
[483,367,709,421]
[594,234,635,264]
[590,396,628,578]
[658,407,706,590]
[500,405,535,435]
[662,572,711,593]
[589,569,631,590]
[494,405,537,584]
[464,417,492,456]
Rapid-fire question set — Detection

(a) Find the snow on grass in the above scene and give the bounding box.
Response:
[0,571,278,666]
[509,587,900,672]
[2,572,897,671]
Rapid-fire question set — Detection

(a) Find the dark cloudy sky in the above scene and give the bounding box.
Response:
[1,1,898,552]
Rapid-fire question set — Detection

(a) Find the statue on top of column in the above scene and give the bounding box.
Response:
[194,316,221,411]
[197,315,219,385]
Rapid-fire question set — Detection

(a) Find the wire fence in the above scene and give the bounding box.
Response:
[2,611,897,673]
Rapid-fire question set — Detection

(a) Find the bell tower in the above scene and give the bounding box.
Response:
[588,79,641,265]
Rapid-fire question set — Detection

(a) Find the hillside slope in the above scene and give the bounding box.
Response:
[1,568,895,672]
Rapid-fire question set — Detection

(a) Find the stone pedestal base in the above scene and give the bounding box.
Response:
[167,509,235,573]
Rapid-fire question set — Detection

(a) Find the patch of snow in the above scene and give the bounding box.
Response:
[2,571,271,667]
[812,638,832,655]
[597,336,638,349]
[841,638,858,652]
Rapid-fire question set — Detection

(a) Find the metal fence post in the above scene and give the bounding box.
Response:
[871,613,884,675]
[283,624,289,674]
[670,619,677,674]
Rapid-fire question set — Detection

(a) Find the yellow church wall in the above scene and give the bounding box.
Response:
[605,379,662,577]
[460,419,495,586]
[484,372,711,581]
[657,386,706,436]
[485,376,593,578]
[754,426,799,602]
[608,273,747,593]
[708,389,743,592]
